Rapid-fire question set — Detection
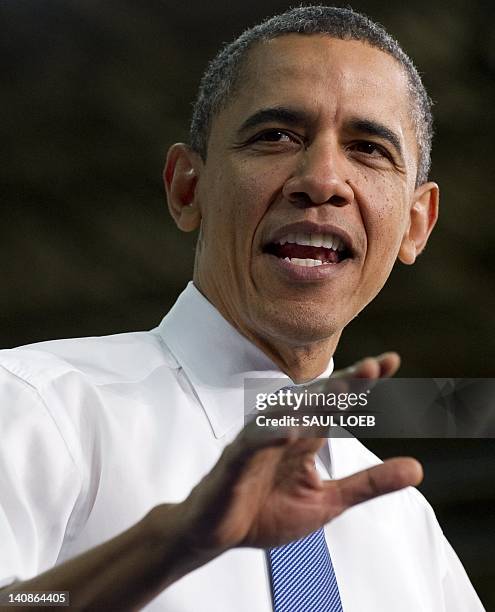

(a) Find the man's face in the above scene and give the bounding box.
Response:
[181,35,434,350]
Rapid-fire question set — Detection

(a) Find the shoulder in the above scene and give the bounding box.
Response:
[0,328,179,390]
[0,329,183,464]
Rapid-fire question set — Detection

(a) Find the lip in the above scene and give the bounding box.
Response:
[264,251,354,282]
[263,220,356,256]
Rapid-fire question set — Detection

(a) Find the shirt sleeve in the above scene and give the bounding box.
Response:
[441,537,486,611]
[0,365,83,587]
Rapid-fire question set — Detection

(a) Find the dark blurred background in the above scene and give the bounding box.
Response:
[2,0,494,606]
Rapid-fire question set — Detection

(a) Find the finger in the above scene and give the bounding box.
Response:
[328,457,423,514]
[222,420,324,478]
[330,351,400,381]
[350,353,398,379]
[295,352,401,401]
[375,352,401,378]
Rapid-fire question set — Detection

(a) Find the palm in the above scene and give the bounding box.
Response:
[238,438,338,548]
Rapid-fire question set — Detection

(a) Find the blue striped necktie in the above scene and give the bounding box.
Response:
[266,384,343,610]
[267,526,343,611]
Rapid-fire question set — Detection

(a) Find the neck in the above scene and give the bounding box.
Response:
[193,280,340,383]
[241,328,340,383]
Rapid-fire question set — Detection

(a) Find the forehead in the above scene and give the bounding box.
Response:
[215,34,414,149]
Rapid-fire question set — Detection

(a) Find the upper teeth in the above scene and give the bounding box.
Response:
[275,232,345,251]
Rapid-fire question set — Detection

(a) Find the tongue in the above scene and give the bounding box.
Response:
[271,243,340,264]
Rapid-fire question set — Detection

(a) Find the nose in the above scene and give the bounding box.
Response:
[282,141,354,207]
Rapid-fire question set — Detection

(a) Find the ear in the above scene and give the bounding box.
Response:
[163,143,203,232]
[398,181,439,265]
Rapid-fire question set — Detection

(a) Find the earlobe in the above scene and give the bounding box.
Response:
[163,143,203,232]
[398,182,439,265]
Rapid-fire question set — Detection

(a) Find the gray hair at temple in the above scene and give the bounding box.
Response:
[189,5,433,186]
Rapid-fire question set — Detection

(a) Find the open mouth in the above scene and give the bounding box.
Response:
[263,231,352,267]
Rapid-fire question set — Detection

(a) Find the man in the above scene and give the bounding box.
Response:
[0,5,484,611]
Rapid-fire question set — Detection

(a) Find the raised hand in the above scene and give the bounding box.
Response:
[180,351,421,556]
[181,420,421,554]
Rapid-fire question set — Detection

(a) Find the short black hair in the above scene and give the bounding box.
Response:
[190,5,433,185]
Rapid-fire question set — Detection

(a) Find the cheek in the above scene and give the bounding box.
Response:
[199,160,281,263]
[224,159,287,237]
[359,174,409,257]
[235,157,285,206]
[353,172,410,300]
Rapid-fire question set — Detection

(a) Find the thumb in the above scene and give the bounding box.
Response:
[327,457,423,515]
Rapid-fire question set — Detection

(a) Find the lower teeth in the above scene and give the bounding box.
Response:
[283,257,327,267]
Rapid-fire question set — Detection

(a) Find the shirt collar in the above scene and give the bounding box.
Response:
[157,282,334,439]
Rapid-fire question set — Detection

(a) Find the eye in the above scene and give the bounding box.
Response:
[251,129,300,144]
[257,130,289,142]
[350,141,389,158]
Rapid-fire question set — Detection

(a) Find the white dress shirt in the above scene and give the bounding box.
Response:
[0,283,484,611]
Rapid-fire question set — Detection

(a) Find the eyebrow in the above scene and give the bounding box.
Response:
[347,118,403,158]
[237,106,308,135]
[236,107,404,158]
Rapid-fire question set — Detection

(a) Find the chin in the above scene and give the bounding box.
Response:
[253,301,345,346]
